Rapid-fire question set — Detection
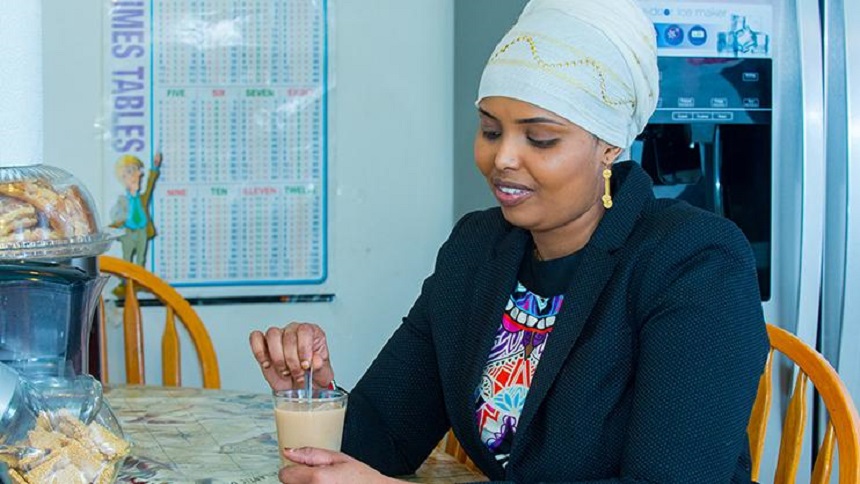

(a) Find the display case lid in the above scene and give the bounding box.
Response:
[0,164,118,260]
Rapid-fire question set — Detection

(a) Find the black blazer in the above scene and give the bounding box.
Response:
[342,162,770,483]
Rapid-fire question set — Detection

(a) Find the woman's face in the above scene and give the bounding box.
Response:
[474,96,620,245]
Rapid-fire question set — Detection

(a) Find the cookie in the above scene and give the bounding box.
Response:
[0,180,95,239]
[0,197,37,237]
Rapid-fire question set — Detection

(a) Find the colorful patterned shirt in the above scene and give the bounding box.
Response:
[474,281,563,467]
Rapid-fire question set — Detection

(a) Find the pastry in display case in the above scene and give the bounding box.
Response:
[0,164,115,261]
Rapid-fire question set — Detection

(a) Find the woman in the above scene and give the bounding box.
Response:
[250,0,770,482]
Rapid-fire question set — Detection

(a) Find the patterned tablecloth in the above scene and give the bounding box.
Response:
[106,386,487,483]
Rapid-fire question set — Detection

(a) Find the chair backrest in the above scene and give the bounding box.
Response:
[97,255,221,389]
[440,429,482,475]
[748,324,860,483]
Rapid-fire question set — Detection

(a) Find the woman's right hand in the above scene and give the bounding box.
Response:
[249,323,334,392]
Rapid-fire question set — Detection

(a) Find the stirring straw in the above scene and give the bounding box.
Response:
[304,366,313,410]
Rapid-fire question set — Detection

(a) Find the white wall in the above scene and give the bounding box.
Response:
[42,0,454,392]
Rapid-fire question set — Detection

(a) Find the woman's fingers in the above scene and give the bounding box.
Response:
[283,447,351,466]
[295,324,318,371]
[249,330,270,368]
[251,323,334,391]
[250,330,292,390]
[266,326,290,378]
[312,326,330,362]
[278,448,391,484]
[278,448,344,483]
[281,323,306,384]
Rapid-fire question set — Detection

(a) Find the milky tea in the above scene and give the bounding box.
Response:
[273,389,348,467]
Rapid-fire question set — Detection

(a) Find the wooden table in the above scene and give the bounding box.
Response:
[106,386,487,483]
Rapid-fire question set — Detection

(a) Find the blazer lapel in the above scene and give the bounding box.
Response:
[509,245,618,462]
[447,227,528,475]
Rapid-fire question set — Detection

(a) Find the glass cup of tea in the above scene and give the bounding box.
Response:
[272,388,348,467]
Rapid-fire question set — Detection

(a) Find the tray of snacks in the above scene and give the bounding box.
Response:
[0,364,130,483]
[0,164,119,261]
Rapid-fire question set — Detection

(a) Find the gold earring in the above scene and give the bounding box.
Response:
[602,166,613,209]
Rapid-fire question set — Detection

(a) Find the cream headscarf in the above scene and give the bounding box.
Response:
[477,0,659,150]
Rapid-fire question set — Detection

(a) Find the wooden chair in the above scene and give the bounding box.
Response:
[97,255,221,389]
[440,429,482,475]
[748,324,860,483]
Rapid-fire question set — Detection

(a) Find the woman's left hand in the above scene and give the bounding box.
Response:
[279,448,402,484]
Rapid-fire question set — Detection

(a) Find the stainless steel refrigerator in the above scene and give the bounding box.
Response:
[633,1,824,478]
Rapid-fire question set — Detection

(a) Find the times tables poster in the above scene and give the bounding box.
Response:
[103,0,330,290]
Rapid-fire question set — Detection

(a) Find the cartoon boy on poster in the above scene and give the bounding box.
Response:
[109,152,162,267]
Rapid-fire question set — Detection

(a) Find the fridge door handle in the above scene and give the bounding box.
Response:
[793,0,826,348]
[834,0,860,397]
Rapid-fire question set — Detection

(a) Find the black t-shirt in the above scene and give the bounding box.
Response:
[519,241,584,296]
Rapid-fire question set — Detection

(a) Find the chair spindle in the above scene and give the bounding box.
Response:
[162,306,181,387]
[774,371,809,483]
[123,280,145,385]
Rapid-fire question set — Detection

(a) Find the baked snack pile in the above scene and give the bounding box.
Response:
[2,410,130,484]
[0,180,96,244]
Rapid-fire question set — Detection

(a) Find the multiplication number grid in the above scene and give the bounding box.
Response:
[150,0,327,286]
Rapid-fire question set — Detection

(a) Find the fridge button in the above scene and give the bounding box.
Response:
[678,97,696,108]
[711,97,729,108]
[743,98,761,108]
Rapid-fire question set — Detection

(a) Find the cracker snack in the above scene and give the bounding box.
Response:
[0,179,96,243]
[5,410,130,484]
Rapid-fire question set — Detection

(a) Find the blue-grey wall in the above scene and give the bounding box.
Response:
[453,0,527,219]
